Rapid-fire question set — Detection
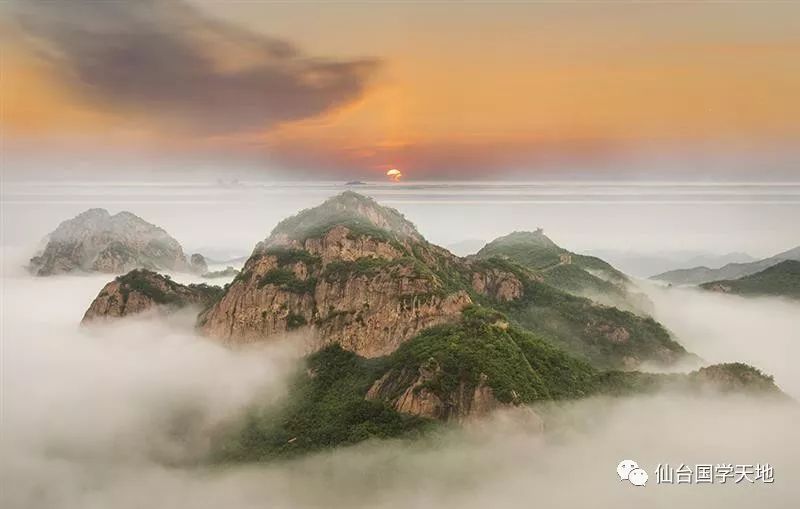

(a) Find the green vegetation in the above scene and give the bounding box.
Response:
[215,304,780,461]
[186,282,225,303]
[116,269,182,305]
[386,306,597,403]
[115,269,223,307]
[539,263,622,298]
[321,256,392,281]
[215,345,429,461]
[286,312,308,330]
[270,191,417,245]
[591,362,782,397]
[494,278,687,369]
[476,231,562,269]
[261,247,322,267]
[699,260,800,299]
[257,268,316,293]
[475,232,631,302]
[201,266,240,279]
[215,306,601,460]
[570,253,628,284]
[688,362,782,394]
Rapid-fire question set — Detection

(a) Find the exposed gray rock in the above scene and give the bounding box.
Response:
[29,208,200,276]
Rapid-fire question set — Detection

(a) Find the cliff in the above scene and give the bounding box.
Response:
[216,307,780,461]
[198,192,473,357]
[197,192,688,370]
[82,269,222,323]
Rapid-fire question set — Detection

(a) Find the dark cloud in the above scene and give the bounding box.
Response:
[12,0,379,133]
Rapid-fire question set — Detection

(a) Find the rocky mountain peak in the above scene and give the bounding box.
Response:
[82,269,222,323]
[266,191,423,246]
[198,192,474,357]
[29,208,207,276]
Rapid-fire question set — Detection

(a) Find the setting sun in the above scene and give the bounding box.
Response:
[386,168,403,182]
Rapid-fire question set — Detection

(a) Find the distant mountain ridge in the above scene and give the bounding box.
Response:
[651,245,800,285]
[29,208,207,276]
[586,250,755,278]
[700,260,800,299]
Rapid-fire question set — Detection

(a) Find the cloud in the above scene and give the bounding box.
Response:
[11,0,379,134]
[2,222,800,508]
[640,283,800,398]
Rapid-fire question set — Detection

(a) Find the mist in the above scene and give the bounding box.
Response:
[2,266,799,508]
[641,283,800,399]
[2,187,799,508]
[3,181,797,259]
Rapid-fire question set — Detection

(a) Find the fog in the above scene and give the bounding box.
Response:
[3,181,798,259]
[2,190,799,508]
[641,283,800,399]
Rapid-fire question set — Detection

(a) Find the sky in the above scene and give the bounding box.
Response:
[2,0,799,180]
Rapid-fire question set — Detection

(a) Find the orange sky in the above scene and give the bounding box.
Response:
[2,1,799,178]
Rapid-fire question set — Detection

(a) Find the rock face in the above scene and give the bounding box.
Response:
[474,230,651,314]
[471,267,524,301]
[189,253,209,274]
[197,192,688,372]
[82,269,222,323]
[29,208,206,276]
[366,363,506,421]
[198,193,474,357]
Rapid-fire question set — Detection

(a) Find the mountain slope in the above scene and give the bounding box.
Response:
[29,208,207,276]
[700,260,800,299]
[651,245,800,285]
[82,269,222,323]
[197,192,688,370]
[216,307,779,461]
[475,258,688,369]
[474,230,651,313]
[198,192,474,357]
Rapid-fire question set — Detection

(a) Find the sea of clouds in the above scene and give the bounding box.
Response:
[2,180,799,509]
[2,252,799,508]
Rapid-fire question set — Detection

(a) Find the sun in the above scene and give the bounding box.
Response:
[386,168,403,182]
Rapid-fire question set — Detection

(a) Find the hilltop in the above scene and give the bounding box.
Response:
[474,230,651,313]
[82,269,223,323]
[29,208,208,276]
[198,192,472,356]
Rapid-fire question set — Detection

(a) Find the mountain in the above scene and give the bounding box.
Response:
[651,245,800,285]
[700,260,800,299]
[29,208,208,276]
[197,192,686,369]
[198,191,472,357]
[82,269,222,323]
[473,230,651,313]
[216,310,778,461]
[75,193,780,459]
